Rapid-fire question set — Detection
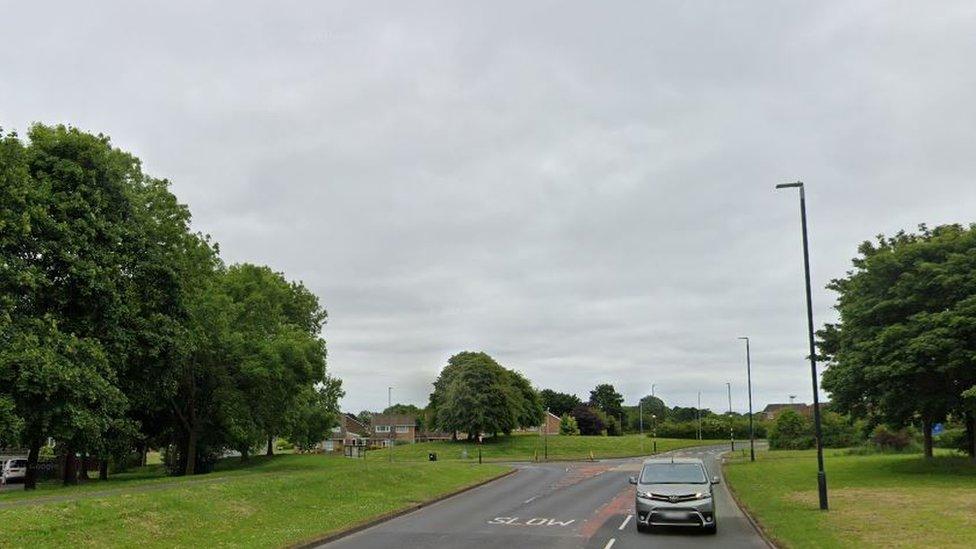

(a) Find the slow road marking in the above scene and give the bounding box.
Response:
[487,517,576,527]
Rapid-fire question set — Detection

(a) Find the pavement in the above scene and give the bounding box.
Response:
[317,444,770,549]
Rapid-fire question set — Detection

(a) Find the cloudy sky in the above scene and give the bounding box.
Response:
[4,1,975,414]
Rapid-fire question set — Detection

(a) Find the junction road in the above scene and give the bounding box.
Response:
[317,444,769,549]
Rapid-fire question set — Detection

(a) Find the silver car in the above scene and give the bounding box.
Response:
[1,458,28,486]
[629,457,719,534]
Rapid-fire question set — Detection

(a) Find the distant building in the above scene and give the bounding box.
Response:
[761,402,830,421]
[516,411,562,436]
[320,413,369,452]
[371,414,417,445]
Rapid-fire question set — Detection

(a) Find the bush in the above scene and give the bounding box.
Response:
[571,405,606,436]
[821,411,859,448]
[559,414,580,436]
[769,410,814,450]
[654,417,768,440]
[935,427,967,451]
[605,415,623,436]
[870,425,916,452]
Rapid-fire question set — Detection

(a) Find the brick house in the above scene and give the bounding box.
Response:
[517,411,562,435]
[371,414,417,445]
[320,413,369,452]
[761,403,832,421]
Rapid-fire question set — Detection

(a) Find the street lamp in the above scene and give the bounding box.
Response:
[776,181,829,511]
[697,391,702,440]
[388,386,393,463]
[726,382,734,452]
[738,337,755,462]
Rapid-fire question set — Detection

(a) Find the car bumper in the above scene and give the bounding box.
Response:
[635,496,715,528]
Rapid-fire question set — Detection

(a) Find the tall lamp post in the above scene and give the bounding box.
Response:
[726,382,734,452]
[387,386,393,463]
[776,181,829,511]
[738,337,755,461]
[697,391,702,440]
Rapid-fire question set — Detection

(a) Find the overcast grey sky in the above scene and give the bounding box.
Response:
[4,1,975,414]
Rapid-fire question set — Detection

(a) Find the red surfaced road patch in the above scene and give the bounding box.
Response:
[579,484,633,539]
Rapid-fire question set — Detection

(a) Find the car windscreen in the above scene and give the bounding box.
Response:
[639,463,707,484]
[10,460,27,467]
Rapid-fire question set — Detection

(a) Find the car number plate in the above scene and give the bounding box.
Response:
[659,511,686,520]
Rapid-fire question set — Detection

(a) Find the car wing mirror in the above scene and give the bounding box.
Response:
[712,476,720,485]
[628,476,638,485]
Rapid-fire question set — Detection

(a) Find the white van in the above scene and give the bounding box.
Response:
[1,458,28,485]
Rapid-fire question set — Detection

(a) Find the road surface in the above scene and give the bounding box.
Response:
[318,444,769,549]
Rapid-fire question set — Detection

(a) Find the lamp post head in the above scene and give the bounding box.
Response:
[776,181,803,189]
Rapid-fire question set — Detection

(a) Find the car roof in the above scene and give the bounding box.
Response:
[641,457,704,465]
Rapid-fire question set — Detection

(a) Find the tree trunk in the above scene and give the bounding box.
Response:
[62,445,78,486]
[139,442,148,467]
[922,417,934,459]
[966,413,976,460]
[78,453,90,482]
[24,437,41,491]
[99,459,109,480]
[184,428,197,476]
[240,447,249,462]
[266,435,274,457]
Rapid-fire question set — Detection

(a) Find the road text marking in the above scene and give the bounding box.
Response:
[487,517,575,527]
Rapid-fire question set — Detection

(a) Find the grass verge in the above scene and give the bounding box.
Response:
[0,454,508,548]
[368,434,724,462]
[724,449,976,548]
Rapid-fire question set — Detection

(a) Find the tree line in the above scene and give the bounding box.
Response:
[0,125,341,488]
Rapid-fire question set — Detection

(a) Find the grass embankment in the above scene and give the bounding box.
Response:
[0,454,508,548]
[370,434,725,462]
[724,449,976,548]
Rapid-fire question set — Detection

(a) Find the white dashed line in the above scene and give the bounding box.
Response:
[618,514,632,530]
[603,538,616,549]
[524,495,539,504]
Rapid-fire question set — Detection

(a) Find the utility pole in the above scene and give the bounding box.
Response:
[739,337,755,461]
[776,181,829,511]
[727,382,734,452]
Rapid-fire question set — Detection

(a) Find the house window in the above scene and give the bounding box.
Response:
[375,425,391,433]
[395,425,409,433]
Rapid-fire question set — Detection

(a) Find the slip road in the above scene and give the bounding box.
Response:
[318,445,769,549]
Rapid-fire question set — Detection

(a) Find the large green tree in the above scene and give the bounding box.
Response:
[429,352,541,438]
[820,224,976,458]
[589,384,624,419]
[539,389,582,417]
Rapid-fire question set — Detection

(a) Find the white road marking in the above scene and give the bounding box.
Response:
[618,514,632,530]
[603,538,616,549]
[524,495,539,504]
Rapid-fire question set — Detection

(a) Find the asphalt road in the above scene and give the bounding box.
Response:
[318,444,769,549]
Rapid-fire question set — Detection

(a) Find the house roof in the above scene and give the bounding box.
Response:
[761,403,808,413]
[371,414,416,426]
[546,410,561,420]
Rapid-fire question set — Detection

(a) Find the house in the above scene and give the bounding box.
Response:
[516,411,562,435]
[320,413,369,452]
[762,403,814,421]
[371,414,417,445]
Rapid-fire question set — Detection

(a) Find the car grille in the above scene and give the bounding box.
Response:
[649,493,698,503]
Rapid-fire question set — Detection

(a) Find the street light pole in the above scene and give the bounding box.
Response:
[739,337,755,462]
[727,382,734,452]
[776,181,829,511]
[697,391,702,440]
[388,386,393,463]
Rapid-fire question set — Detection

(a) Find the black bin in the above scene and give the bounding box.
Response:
[428,452,438,462]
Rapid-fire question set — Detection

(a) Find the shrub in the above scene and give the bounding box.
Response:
[870,424,915,452]
[605,415,623,436]
[769,409,814,450]
[821,411,859,448]
[935,427,967,450]
[571,405,606,436]
[559,414,580,436]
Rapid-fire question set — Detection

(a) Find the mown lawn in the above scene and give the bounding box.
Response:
[724,449,976,548]
[369,434,725,462]
[0,454,508,548]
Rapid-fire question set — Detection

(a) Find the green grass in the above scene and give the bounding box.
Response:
[368,434,724,462]
[724,449,976,548]
[0,454,508,548]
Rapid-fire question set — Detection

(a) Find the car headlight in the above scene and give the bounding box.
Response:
[636,491,653,499]
[693,492,712,500]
